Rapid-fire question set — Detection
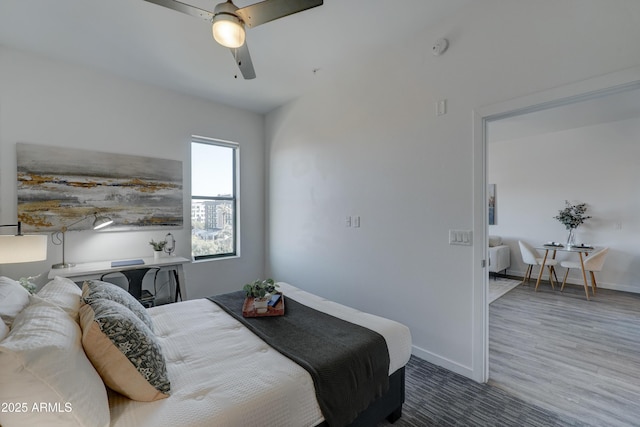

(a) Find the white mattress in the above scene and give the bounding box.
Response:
[108,282,412,427]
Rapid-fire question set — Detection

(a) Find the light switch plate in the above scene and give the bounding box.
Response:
[449,229,472,245]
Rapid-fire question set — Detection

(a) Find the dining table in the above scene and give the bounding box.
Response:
[535,243,597,300]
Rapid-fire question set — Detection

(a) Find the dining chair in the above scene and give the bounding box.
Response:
[560,247,609,295]
[518,240,558,289]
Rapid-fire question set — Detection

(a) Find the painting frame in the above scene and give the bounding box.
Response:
[17,143,183,232]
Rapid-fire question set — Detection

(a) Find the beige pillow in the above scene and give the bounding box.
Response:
[37,276,82,322]
[0,296,110,427]
[79,298,170,401]
[82,280,154,331]
[0,276,30,327]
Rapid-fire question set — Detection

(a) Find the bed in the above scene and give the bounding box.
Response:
[0,276,412,427]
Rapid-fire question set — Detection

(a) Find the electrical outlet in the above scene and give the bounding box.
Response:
[436,99,447,116]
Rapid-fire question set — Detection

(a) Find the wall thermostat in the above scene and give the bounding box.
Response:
[432,38,449,56]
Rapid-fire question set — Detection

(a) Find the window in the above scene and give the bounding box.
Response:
[191,137,238,260]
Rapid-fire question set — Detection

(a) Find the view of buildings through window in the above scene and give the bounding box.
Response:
[191,138,237,259]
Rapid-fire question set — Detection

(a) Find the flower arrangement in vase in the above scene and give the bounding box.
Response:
[554,201,591,247]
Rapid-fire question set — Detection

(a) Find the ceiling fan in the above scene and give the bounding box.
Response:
[143,0,323,79]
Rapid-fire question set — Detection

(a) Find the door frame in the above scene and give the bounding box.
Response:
[472,66,640,383]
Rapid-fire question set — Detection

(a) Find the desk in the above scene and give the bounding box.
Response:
[48,256,190,302]
[535,245,595,300]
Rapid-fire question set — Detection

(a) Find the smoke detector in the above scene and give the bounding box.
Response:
[432,38,449,56]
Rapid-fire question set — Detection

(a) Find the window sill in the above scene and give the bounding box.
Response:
[192,254,240,264]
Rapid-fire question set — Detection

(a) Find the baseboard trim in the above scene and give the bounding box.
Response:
[411,345,474,379]
[563,279,639,294]
[508,269,640,294]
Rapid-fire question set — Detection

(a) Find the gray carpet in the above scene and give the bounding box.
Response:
[377,356,588,426]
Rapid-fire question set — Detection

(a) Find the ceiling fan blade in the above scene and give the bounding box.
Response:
[143,0,214,22]
[236,0,323,28]
[230,43,256,80]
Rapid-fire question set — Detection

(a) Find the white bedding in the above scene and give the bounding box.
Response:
[108,282,412,427]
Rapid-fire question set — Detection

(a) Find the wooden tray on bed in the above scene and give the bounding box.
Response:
[242,293,285,317]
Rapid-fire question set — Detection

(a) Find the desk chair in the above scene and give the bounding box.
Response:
[101,268,160,308]
[518,240,558,289]
[560,247,609,296]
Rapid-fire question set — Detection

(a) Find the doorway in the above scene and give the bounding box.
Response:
[473,67,640,384]
[474,70,640,424]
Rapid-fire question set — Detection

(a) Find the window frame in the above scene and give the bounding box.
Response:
[191,136,239,261]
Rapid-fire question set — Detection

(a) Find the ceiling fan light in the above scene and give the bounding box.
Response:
[212,14,245,48]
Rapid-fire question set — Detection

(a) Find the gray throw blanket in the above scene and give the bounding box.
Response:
[208,291,390,427]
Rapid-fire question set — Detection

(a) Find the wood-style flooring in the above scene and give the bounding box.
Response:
[489,278,640,426]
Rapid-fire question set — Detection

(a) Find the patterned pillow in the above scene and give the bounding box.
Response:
[79,298,170,401]
[82,280,154,331]
[0,321,8,341]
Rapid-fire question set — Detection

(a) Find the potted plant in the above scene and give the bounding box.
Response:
[554,201,592,247]
[149,239,167,259]
[243,278,279,313]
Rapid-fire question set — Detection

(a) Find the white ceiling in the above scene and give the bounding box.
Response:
[0,0,472,114]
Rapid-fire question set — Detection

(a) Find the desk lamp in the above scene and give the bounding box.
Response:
[51,212,113,269]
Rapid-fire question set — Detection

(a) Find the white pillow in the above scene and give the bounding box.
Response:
[37,276,82,322]
[0,276,30,327]
[488,235,503,247]
[0,296,110,427]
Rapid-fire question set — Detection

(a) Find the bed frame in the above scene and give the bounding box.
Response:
[317,366,405,426]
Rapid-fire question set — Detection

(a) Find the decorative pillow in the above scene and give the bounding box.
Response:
[0,296,110,427]
[0,321,8,341]
[82,280,154,331]
[0,276,30,327]
[79,298,170,401]
[37,276,82,322]
[488,235,503,247]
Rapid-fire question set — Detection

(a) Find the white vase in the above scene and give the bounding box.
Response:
[153,250,162,259]
[253,298,269,314]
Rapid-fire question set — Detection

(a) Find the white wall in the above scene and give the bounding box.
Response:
[489,116,640,292]
[0,47,265,298]
[265,0,640,379]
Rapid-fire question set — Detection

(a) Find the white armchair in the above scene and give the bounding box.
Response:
[488,236,510,275]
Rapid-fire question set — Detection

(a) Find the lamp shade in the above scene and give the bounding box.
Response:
[93,215,113,230]
[212,14,245,48]
[0,234,48,263]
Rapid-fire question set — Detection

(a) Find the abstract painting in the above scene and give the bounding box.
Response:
[17,143,183,232]
[488,183,496,225]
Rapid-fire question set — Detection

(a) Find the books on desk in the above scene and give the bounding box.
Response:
[111,259,145,267]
